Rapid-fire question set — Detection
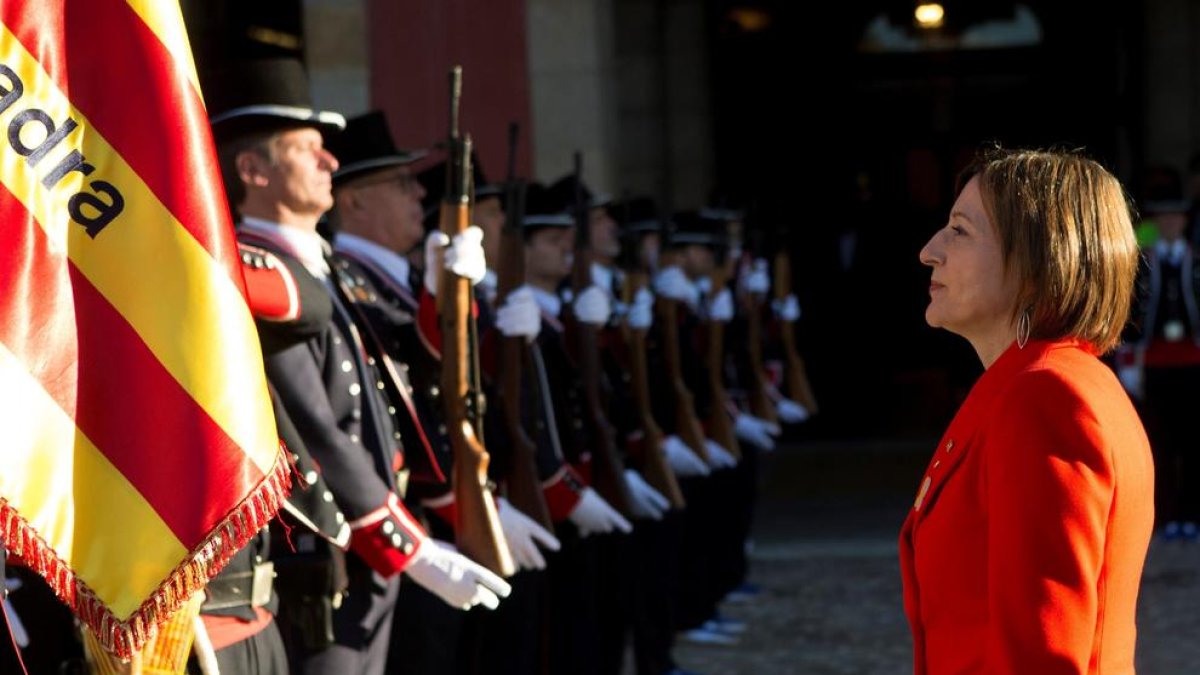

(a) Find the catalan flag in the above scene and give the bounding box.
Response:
[0,0,288,658]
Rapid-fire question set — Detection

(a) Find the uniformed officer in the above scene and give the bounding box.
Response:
[515,183,632,674]
[208,58,508,675]
[545,176,672,675]
[187,241,348,675]
[325,111,554,674]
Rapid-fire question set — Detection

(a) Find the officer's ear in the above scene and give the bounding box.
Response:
[236,148,273,188]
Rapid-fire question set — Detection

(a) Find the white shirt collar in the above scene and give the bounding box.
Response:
[334,233,412,292]
[530,286,562,317]
[239,216,331,278]
[591,262,615,295]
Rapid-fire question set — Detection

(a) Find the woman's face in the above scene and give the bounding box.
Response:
[919,177,1020,344]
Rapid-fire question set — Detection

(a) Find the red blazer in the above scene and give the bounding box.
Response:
[900,338,1154,674]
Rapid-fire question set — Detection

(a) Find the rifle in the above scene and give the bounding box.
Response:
[438,66,514,576]
[773,250,818,413]
[704,259,742,460]
[656,248,710,466]
[568,152,634,516]
[495,122,554,530]
[619,267,686,508]
[742,228,779,424]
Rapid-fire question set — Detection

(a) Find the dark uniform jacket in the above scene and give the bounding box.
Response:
[236,223,427,590]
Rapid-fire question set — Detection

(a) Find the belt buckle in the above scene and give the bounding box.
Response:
[251,561,275,608]
[395,467,411,499]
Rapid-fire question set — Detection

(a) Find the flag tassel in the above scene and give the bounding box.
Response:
[0,445,290,659]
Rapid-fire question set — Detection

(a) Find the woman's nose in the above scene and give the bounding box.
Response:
[919,234,941,267]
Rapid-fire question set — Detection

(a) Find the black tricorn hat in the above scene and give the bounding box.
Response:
[207,58,345,144]
[668,210,725,248]
[327,111,427,187]
[546,174,612,213]
[613,195,664,236]
[522,182,575,231]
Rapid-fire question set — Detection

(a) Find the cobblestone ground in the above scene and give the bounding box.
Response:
[673,538,1200,675]
[669,441,1200,675]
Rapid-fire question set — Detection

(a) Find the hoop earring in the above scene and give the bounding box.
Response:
[1017,308,1031,349]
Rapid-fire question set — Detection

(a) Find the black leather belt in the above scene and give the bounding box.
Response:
[202,562,274,611]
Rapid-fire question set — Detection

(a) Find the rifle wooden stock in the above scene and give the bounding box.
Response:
[744,282,779,424]
[621,273,685,508]
[494,127,553,531]
[657,296,711,465]
[570,269,635,516]
[440,67,514,576]
[773,251,818,413]
[705,270,741,460]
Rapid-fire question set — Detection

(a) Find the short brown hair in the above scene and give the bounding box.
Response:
[960,147,1138,353]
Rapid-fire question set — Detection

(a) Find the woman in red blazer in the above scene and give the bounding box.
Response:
[904,148,1155,674]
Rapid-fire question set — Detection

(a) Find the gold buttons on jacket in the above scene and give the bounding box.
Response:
[914,476,932,511]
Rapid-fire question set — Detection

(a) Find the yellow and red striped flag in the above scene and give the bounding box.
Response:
[0,0,288,658]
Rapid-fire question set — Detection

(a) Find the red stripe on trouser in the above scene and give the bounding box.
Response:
[0,0,243,292]
[0,183,263,545]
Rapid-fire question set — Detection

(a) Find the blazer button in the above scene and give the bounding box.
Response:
[341,360,353,373]
[381,520,395,535]
[945,439,954,453]
[914,476,932,510]
[349,383,361,396]
[388,406,397,415]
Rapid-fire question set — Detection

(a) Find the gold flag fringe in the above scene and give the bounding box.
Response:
[0,444,292,659]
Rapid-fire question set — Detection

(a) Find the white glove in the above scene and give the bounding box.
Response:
[496,496,561,572]
[745,259,770,294]
[708,288,734,322]
[772,294,801,322]
[573,285,612,325]
[404,539,513,611]
[424,226,487,295]
[568,487,633,537]
[654,266,700,307]
[704,439,739,468]
[496,286,542,340]
[624,469,670,520]
[662,435,710,477]
[627,287,654,329]
[777,398,810,424]
[1117,365,1143,400]
[734,414,776,451]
